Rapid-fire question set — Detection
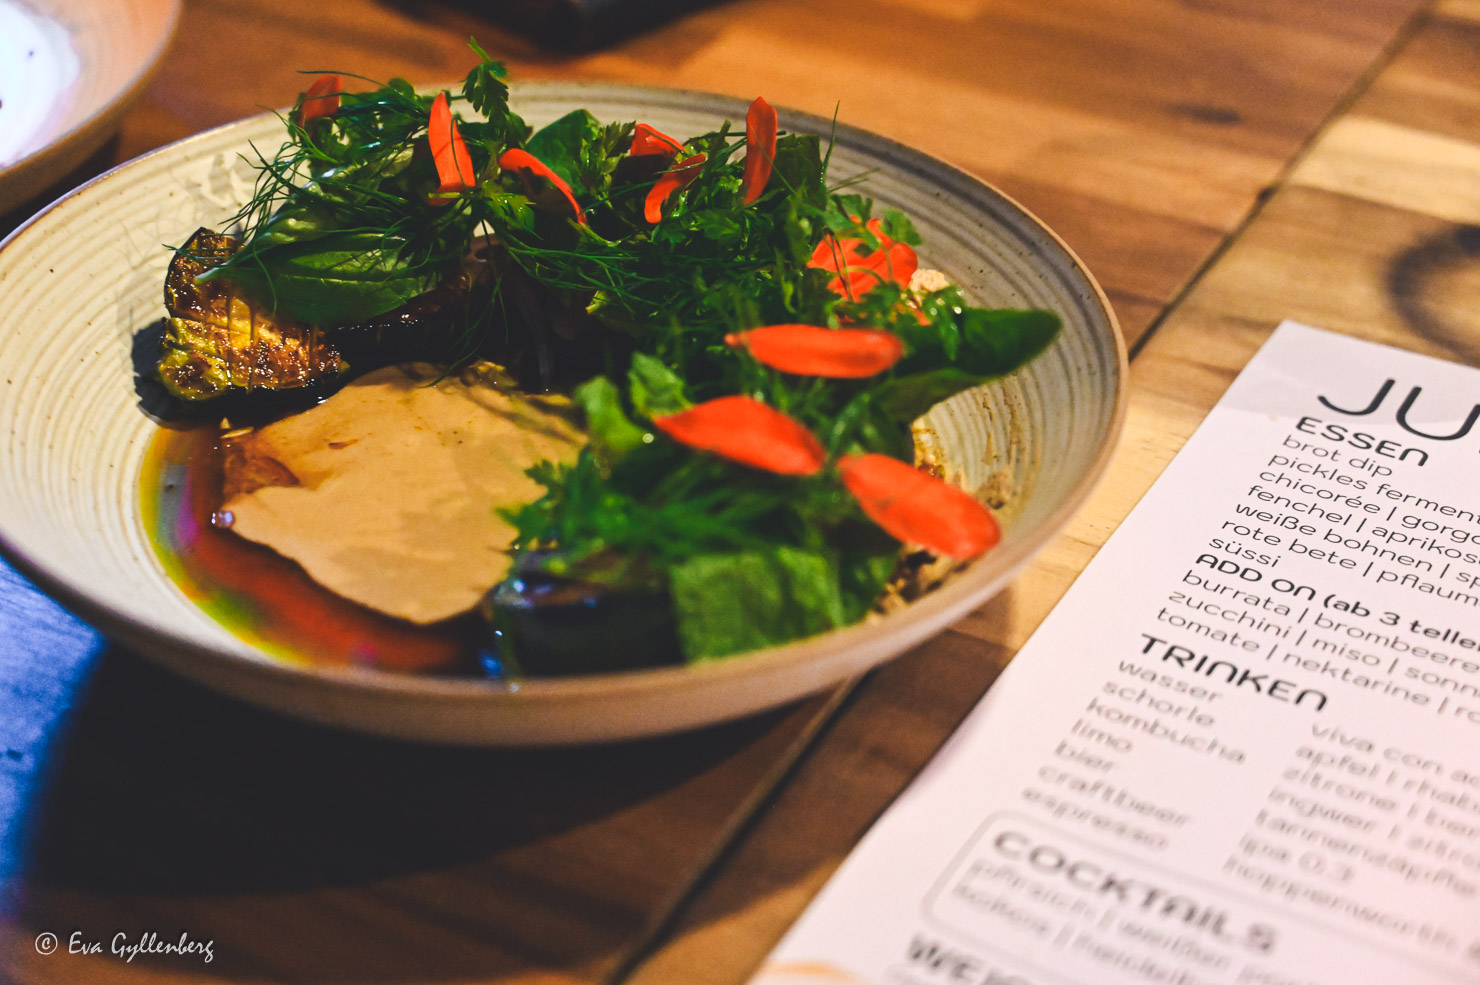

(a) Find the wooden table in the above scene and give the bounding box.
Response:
[2,0,1475,981]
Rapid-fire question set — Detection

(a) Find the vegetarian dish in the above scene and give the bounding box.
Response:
[149,45,1061,676]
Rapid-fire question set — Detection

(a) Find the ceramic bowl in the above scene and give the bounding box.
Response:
[0,84,1125,744]
[0,0,180,216]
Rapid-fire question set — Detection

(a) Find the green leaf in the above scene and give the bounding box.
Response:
[575,375,649,464]
[482,188,536,231]
[462,39,509,116]
[954,308,1061,376]
[525,110,604,190]
[872,368,989,422]
[461,40,531,153]
[769,134,825,208]
[670,547,847,660]
[628,352,690,418]
[877,308,1061,420]
[204,230,440,324]
[838,542,900,622]
[878,208,920,246]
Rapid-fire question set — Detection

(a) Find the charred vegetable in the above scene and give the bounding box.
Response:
[158,229,504,401]
[159,229,342,401]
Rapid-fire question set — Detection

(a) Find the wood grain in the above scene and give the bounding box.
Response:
[0,646,840,985]
[0,0,1444,982]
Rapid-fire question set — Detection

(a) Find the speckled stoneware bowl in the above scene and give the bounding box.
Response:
[0,84,1125,745]
[0,0,179,216]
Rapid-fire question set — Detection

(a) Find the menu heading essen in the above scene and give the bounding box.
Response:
[750,323,1480,985]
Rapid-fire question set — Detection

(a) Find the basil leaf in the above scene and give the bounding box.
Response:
[954,308,1061,376]
[205,230,440,324]
[838,543,900,622]
[877,308,1061,420]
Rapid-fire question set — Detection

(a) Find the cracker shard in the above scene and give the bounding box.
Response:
[220,362,583,624]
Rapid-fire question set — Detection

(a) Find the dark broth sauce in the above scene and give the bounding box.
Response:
[141,424,485,675]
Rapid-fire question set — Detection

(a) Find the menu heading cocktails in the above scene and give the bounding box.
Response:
[750,323,1480,985]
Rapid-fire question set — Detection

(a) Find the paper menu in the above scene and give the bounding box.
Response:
[749,323,1480,985]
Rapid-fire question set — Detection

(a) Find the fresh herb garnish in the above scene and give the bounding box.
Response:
[166,42,1063,665]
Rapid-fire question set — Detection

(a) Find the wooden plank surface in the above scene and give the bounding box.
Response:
[624,3,1480,982]
[0,645,839,985]
[0,0,1435,982]
[10,0,1426,345]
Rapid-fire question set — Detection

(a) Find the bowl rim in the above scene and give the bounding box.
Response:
[0,80,1127,709]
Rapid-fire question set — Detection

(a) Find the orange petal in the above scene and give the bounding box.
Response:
[840,241,919,298]
[427,92,476,205]
[631,123,684,158]
[498,147,587,225]
[839,454,1000,558]
[741,97,778,205]
[653,396,825,475]
[809,223,918,299]
[644,153,707,224]
[297,74,341,125]
[726,324,903,378]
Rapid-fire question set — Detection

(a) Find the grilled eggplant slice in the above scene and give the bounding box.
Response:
[158,229,343,401]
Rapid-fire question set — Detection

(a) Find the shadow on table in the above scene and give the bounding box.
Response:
[0,522,831,983]
[26,647,787,896]
[1,589,1018,983]
[1388,223,1480,368]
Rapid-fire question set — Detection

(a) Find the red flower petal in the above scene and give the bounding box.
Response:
[297,74,341,126]
[498,147,587,225]
[653,396,825,475]
[725,324,903,378]
[808,219,919,299]
[838,454,1000,558]
[644,153,707,224]
[741,97,778,205]
[427,92,476,206]
[842,242,919,298]
[631,123,684,158]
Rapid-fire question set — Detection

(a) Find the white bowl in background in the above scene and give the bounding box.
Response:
[0,0,180,216]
